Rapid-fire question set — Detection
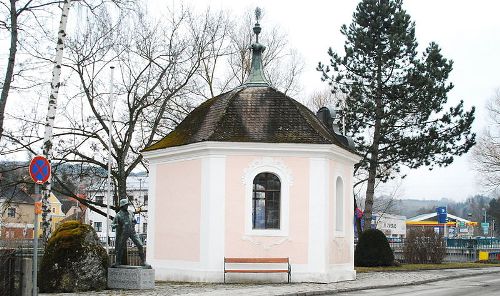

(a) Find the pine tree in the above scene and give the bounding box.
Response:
[318,0,475,228]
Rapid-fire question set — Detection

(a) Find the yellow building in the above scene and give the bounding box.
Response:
[36,193,66,237]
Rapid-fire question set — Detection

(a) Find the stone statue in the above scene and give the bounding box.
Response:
[112,198,149,268]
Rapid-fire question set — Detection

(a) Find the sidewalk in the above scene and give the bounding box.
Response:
[42,267,500,296]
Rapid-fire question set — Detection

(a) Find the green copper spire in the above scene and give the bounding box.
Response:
[243,7,269,87]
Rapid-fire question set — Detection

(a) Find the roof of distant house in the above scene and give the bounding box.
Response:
[0,186,34,205]
[407,212,474,223]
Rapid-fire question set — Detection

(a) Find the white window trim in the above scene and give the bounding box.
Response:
[335,175,346,237]
[242,157,292,237]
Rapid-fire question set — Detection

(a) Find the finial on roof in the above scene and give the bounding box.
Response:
[243,7,269,87]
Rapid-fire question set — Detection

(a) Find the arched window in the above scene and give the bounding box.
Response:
[252,173,281,229]
[336,176,344,232]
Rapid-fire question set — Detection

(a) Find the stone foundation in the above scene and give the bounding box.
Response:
[108,266,155,290]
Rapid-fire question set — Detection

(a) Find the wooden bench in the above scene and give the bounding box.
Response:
[223,257,291,283]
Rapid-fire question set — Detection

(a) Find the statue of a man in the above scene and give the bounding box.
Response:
[112,198,149,267]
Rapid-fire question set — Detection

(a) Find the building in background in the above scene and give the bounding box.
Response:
[86,174,148,242]
[372,212,406,239]
[406,212,478,238]
[0,186,35,239]
[35,193,65,237]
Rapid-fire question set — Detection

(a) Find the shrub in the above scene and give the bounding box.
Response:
[403,228,446,264]
[355,228,395,267]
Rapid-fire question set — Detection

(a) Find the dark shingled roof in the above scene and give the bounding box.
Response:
[0,186,34,204]
[144,86,353,152]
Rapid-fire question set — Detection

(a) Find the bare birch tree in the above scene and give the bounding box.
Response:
[472,89,500,190]
[0,0,66,142]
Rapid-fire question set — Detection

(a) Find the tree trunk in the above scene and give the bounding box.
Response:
[0,0,18,141]
[363,62,383,229]
[117,172,128,204]
[41,0,72,244]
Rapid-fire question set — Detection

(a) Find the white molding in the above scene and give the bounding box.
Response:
[200,155,226,271]
[308,158,329,272]
[334,175,346,237]
[145,164,157,264]
[242,157,292,237]
[143,141,360,164]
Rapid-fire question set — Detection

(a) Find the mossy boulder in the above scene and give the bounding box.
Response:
[39,221,108,292]
[355,228,395,267]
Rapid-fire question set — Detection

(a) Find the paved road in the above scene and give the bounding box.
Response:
[334,273,500,296]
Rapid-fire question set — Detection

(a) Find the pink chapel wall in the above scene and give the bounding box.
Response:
[329,159,354,265]
[154,159,202,261]
[224,155,309,264]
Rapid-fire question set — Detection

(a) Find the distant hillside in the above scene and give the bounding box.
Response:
[359,194,493,223]
[393,195,492,222]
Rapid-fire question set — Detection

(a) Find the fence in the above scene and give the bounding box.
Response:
[385,238,500,263]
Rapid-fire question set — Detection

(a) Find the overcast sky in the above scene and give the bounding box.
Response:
[152,0,500,201]
[3,1,498,201]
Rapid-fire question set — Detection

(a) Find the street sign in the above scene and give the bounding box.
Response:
[34,201,42,214]
[436,207,447,223]
[481,222,489,235]
[29,156,51,184]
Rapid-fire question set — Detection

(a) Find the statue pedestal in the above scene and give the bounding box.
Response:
[108,266,155,290]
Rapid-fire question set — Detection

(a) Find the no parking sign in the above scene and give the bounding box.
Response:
[29,156,51,184]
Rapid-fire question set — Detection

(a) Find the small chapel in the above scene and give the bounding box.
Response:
[142,11,360,283]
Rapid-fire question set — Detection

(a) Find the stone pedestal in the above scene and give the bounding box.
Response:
[108,266,155,290]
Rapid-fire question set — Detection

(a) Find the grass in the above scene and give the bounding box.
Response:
[355,262,500,273]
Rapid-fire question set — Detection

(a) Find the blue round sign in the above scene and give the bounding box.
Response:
[29,156,51,184]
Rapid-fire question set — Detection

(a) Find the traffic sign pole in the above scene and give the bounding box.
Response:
[29,157,50,296]
[33,200,42,296]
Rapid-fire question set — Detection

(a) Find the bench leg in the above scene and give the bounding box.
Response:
[288,265,291,283]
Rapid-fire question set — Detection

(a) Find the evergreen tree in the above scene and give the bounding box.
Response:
[318,0,475,228]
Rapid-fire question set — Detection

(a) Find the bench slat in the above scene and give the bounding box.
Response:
[225,269,289,273]
[224,258,289,263]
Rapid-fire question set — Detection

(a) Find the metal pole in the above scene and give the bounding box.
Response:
[106,66,115,254]
[32,189,40,296]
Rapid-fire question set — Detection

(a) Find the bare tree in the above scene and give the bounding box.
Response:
[39,4,224,207]
[472,89,500,190]
[306,87,346,112]
[195,8,304,99]
[0,0,67,141]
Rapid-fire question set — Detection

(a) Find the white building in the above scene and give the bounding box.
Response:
[372,212,407,239]
[86,174,148,242]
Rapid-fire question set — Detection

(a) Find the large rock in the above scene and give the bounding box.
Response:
[39,221,108,292]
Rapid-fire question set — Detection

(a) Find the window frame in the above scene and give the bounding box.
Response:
[7,207,16,218]
[94,221,103,232]
[252,172,281,230]
[95,195,104,204]
[243,158,292,237]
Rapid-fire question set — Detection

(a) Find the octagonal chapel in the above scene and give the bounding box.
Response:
[142,13,360,283]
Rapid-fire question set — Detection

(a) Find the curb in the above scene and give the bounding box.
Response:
[280,268,500,296]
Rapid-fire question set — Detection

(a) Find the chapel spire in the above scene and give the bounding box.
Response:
[243,7,269,87]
